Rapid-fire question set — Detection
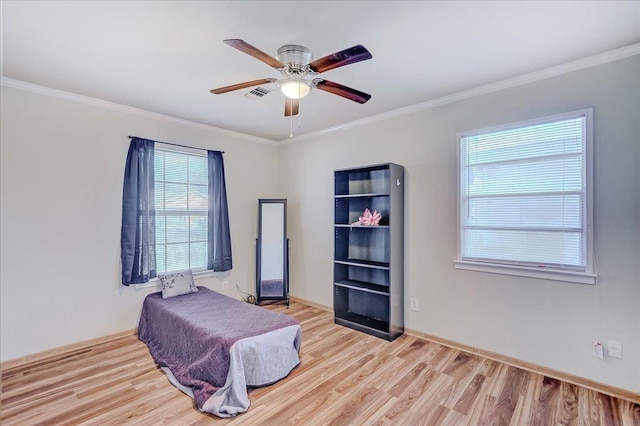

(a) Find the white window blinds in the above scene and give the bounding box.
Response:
[154,148,209,274]
[459,111,591,273]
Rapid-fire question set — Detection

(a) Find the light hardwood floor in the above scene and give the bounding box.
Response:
[2,301,639,425]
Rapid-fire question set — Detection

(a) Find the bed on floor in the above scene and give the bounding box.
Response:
[138,286,301,417]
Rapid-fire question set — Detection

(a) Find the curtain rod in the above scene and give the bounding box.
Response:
[128,136,224,154]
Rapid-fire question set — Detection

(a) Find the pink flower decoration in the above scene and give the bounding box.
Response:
[351,208,381,226]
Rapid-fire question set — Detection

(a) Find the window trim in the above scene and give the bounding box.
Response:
[455,108,596,285]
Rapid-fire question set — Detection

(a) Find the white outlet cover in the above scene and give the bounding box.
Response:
[410,298,419,311]
[608,340,622,359]
[592,341,604,359]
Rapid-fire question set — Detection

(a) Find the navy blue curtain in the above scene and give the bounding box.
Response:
[121,138,156,285]
[208,150,232,271]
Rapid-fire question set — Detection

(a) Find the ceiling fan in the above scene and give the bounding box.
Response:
[210,39,373,116]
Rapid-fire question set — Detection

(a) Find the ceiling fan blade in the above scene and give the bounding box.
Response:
[313,79,371,104]
[284,98,299,116]
[210,78,276,94]
[308,45,372,73]
[223,39,285,69]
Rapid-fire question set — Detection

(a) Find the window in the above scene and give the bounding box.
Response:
[121,137,231,286]
[455,109,595,284]
[154,148,209,274]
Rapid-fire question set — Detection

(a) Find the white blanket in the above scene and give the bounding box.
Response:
[163,324,301,417]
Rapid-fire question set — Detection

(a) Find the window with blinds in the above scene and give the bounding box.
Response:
[154,148,208,274]
[456,109,594,283]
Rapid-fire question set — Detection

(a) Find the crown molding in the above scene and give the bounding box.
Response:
[280,43,640,144]
[3,43,638,146]
[0,77,276,146]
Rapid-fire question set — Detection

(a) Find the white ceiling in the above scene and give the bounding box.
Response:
[2,1,639,141]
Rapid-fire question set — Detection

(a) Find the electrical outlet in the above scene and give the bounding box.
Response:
[593,341,604,359]
[608,340,622,359]
[222,280,229,291]
[410,298,419,312]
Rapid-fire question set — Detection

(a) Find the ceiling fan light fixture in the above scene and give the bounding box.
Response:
[280,78,311,99]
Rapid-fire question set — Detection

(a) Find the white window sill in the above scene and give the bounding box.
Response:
[454,260,596,285]
[132,269,215,289]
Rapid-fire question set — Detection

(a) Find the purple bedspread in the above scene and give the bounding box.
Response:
[138,287,300,410]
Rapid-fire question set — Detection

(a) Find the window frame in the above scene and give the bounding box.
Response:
[154,144,210,276]
[454,108,596,285]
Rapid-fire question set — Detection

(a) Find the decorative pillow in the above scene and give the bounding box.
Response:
[158,270,198,298]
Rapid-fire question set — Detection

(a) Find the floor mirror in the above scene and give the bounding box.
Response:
[256,199,289,306]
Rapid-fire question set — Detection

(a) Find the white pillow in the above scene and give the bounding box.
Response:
[158,270,198,298]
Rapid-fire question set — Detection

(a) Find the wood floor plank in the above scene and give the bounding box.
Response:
[1,300,638,425]
[381,367,439,422]
[451,373,486,415]
[482,365,528,425]
[443,354,486,410]
[387,362,429,397]
[558,381,580,425]
[578,387,603,426]
[510,371,538,425]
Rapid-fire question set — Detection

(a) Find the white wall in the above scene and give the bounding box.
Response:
[0,86,278,361]
[279,56,640,392]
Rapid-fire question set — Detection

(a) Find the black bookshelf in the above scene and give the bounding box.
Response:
[333,163,404,341]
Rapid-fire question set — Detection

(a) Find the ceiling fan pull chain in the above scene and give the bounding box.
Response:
[290,99,294,138]
[297,85,302,129]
